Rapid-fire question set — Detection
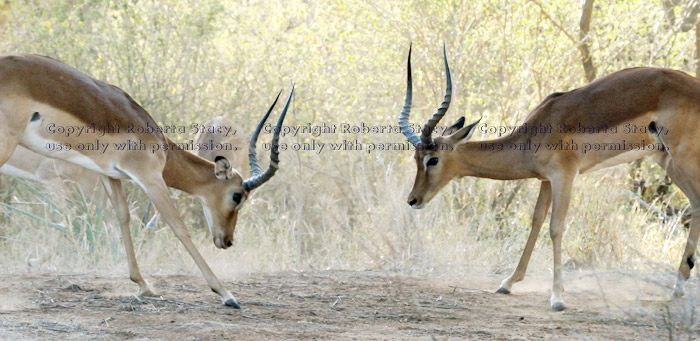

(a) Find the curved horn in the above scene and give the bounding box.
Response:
[247,90,281,178]
[420,44,452,146]
[243,85,294,191]
[398,45,421,146]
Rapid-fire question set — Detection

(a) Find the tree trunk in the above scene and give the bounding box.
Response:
[696,21,700,77]
[579,0,596,82]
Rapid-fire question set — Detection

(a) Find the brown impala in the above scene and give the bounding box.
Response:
[398,45,700,311]
[0,53,295,308]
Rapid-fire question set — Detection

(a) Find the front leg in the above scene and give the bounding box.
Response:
[143,177,240,308]
[548,174,575,311]
[498,181,552,294]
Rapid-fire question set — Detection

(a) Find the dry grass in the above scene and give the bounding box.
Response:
[0,1,698,335]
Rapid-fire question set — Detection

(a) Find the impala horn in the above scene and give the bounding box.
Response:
[420,45,452,147]
[242,85,294,191]
[398,45,452,148]
[398,45,421,146]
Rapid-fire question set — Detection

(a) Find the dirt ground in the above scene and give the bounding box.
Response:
[0,270,685,340]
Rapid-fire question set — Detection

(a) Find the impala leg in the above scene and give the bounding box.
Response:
[548,175,574,311]
[142,177,240,308]
[100,176,156,296]
[0,110,26,168]
[655,154,700,297]
[498,181,552,294]
[0,140,19,169]
[663,171,698,297]
[676,204,700,296]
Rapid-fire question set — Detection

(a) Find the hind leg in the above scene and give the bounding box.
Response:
[0,111,27,169]
[0,108,24,237]
[100,176,156,296]
[676,203,700,297]
[0,99,37,168]
[653,153,700,297]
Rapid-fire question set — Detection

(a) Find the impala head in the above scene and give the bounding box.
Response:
[205,86,294,249]
[398,45,480,209]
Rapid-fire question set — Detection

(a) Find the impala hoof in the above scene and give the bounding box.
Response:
[138,287,158,297]
[496,287,511,295]
[551,302,566,312]
[225,298,241,309]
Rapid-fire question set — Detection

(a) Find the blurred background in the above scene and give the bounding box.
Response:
[0,0,696,282]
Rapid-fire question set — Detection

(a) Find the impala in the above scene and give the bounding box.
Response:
[193,116,249,177]
[1,118,248,209]
[0,144,103,202]
[143,116,249,229]
[0,53,294,308]
[398,46,700,311]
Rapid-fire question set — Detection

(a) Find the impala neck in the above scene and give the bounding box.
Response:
[162,147,216,196]
[455,136,537,180]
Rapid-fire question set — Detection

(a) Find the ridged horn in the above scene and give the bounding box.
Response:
[420,44,452,147]
[398,44,421,146]
[242,86,294,191]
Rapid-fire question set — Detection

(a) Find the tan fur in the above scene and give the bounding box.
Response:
[0,53,270,307]
[143,117,248,228]
[193,116,249,175]
[405,66,700,311]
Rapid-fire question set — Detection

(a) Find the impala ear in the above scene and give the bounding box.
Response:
[442,117,465,136]
[214,155,233,180]
[446,118,481,146]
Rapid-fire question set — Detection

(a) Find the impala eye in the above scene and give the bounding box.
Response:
[232,192,242,204]
[427,157,439,167]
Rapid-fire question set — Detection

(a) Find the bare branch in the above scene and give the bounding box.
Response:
[529,0,578,45]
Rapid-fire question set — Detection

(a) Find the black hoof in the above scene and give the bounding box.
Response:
[496,287,511,294]
[225,299,241,309]
[551,302,565,312]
